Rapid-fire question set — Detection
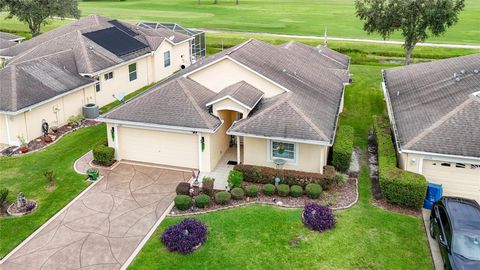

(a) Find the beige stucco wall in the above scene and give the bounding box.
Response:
[188,58,285,97]
[400,152,480,202]
[152,41,191,82]
[212,99,249,118]
[243,137,328,173]
[116,126,199,169]
[204,110,237,172]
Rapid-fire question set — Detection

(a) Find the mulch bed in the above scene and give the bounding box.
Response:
[170,178,358,216]
[1,120,98,156]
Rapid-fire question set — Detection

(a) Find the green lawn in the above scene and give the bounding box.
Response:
[1,0,479,44]
[0,124,106,258]
[128,65,433,269]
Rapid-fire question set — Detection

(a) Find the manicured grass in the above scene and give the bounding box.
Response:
[128,65,433,269]
[0,124,106,258]
[1,0,479,44]
[100,83,156,113]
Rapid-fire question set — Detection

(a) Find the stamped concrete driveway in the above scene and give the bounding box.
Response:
[1,163,192,270]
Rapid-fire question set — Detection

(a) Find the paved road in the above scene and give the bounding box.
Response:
[0,163,192,270]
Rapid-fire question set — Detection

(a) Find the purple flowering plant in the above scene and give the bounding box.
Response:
[161,218,208,254]
[302,203,335,232]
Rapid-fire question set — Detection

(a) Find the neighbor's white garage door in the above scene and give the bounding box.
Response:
[118,127,198,169]
[423,160,480,203]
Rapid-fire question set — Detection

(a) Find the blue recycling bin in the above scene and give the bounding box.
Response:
[423,183,443,209]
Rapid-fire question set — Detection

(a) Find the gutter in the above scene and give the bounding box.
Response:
[381,71,403,153]
[0,81,97,116]
[80,52,153,77]
[402,149,480,163]
[227,129,331,146]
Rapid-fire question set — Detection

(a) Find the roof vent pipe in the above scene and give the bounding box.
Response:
[474,69,479,74]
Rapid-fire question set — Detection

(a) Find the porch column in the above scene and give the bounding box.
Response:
[5,116,12,145]
[236,136,241,164]
[319,147,324,174]
[113,125,119,160]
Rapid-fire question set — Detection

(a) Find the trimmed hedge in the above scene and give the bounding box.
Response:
[277,184,290,197]
[290,185,303,197]
[174,195,192,210]
[374,116,427,209]
[231,187,245,200]
[234,164,336,190]
[263,184,276,196]
[195,194,211,208]
[92,141,115,166]
[305,183,322,199]
[245,185,259,197]
[215,192,231,205]
[332,125,354,173]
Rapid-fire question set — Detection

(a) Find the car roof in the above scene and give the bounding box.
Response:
[443,197,480,231]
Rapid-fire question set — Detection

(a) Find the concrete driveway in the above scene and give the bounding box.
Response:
[1,163,192,270]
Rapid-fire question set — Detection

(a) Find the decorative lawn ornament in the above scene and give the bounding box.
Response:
[161,218,208,254]
[302,203,335,232]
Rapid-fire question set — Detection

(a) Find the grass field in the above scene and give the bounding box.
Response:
[128,65,433,270]
[0,0,479,44]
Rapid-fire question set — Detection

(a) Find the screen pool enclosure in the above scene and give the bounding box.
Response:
[137,22,206,62]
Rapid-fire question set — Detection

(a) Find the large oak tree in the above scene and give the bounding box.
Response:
[0,0,80,37]
[355,0,465,65]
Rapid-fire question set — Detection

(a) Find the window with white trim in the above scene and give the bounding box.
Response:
[164,51,171,67]
[95,82,101,92]
[128,63,137,81]
[271,141,296,161]
[104,72,113,80]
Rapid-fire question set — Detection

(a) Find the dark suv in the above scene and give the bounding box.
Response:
[430,197,480,270]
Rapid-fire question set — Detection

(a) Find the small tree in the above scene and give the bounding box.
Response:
[355,0,465,65]
[0,0,80,37]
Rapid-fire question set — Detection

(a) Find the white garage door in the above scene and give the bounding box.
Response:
[118,127,198,169]
[423,160,480,203]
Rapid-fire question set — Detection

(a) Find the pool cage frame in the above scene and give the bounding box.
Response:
[137,22,206,63]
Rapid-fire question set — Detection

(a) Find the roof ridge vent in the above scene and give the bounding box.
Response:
[474,69,479,74]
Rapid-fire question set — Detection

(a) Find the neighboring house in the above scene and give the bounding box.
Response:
[383,54,480,202]
[98,39,350,175]
[0,31,25,50]
[0,14,194,146]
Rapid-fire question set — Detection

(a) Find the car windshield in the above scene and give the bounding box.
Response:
[453,231,480,261]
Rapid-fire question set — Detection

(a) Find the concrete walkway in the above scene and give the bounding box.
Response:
[0,163,192,270]
[422,209,443,270]
[74,151,94,175]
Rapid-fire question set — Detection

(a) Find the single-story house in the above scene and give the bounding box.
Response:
[0,31,24,50]
[0,14,195,146]
[383,54,480,202]
[98,39,350,175]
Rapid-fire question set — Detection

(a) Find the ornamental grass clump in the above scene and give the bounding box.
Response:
[161,218,208,254]
[302,203,335,232]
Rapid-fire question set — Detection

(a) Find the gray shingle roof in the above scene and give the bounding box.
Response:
[0,50,95,112]
[102,77,221,130]
[384,53,480,158]
[0,31,24,41]
[102,39,349,143]
[206,81,264,109]
[0,38,17,50]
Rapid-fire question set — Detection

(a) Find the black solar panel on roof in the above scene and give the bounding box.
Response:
[108,20,138,36]
[83,27,148,57]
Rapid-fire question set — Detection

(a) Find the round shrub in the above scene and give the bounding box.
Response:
[195,194,211,208]
[245,185,259,197]
[161,218,208,254]
[305,183,322,199]
[215,191,231,205]
[228,170,244,188]
[174,195,192,211]
[231,187,245,200]
[290,185,303,198]
[302,203,335,232]
[263,184,276,196]
[277,184,290,197]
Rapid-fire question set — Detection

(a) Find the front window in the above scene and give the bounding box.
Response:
[128,63,137,81]
[453,231,480,261]
[95,82,101,92]
[164,51,171,67]
[271,141,295,161]
[104,72,113,80]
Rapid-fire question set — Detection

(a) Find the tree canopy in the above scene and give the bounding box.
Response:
[355,0,465,65]
[0,0,80,37]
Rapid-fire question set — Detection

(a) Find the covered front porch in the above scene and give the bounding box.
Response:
[200,144,243,190]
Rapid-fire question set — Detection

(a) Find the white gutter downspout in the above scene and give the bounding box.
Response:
[197,132,203,171]
[418,156,425,174]
[113,125,120,160]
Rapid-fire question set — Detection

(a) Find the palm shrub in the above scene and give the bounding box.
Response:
[228,170,244,188]
[277,184,290,197]
[305,183,322,199]
[302,203,335,232]
[245,185,259,197]
[174,195,192,210]
[195,194,211,208]
[290,185,303,197]
[263,184,276,196]
[215,191,231,205]
[231,187,245,200]
[161,218,208,254]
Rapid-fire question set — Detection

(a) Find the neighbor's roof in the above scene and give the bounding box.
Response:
[0,15,190,74]
[384,53,480,158]
[0,38,17,50]
[0,31,25,42]
[102,77,221,131]
[101,39,349,144]
[0,50,95,112]
[206,81,264,110]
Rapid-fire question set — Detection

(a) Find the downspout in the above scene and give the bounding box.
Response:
[418,156,425,174]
